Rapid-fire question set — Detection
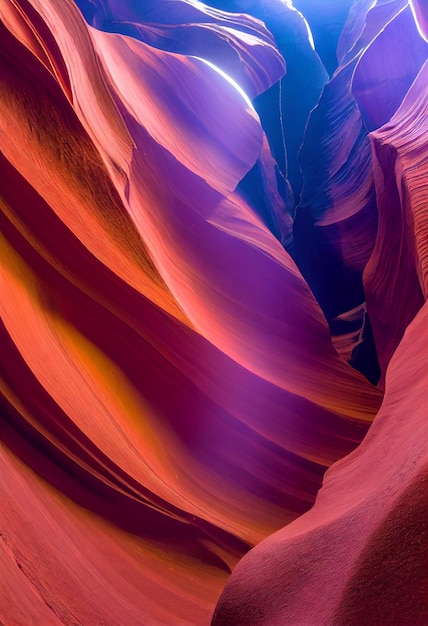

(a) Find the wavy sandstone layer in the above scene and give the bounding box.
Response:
[0,0,426,624]
[212,301,428,626]
[364,58,428,381]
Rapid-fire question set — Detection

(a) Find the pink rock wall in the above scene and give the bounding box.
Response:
[0,0,426,624]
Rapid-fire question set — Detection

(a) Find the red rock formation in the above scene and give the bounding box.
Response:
[79,0,286,101]
[293,0,410,381]
[351,5,428,132]
[364,58,428,382]
[0,0,426,624]
[212,301,428,625]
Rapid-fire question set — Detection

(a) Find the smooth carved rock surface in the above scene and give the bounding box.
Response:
[0,0,426,624]
[212,302,428,625]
